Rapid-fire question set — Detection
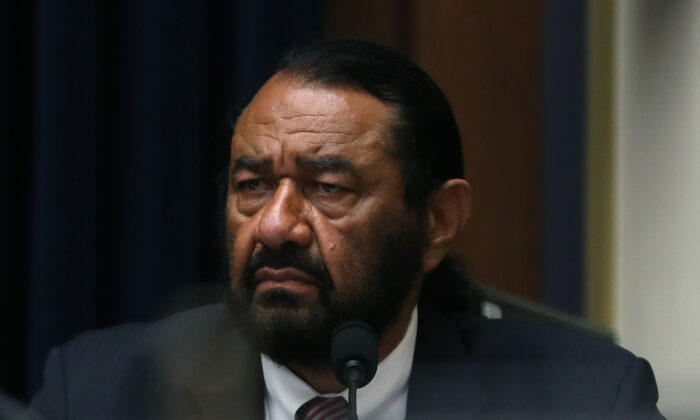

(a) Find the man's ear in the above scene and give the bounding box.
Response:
[422,179,471,272]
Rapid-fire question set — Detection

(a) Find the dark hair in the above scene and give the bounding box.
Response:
[276,39,464,213]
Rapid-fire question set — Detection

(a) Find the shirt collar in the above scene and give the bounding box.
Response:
[261,306,419,420]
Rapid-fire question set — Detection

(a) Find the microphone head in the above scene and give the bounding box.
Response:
[331,321,378,388]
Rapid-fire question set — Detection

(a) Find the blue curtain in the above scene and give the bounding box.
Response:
[0,0,321,402]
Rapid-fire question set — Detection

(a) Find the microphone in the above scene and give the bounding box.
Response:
[331,321,378,420]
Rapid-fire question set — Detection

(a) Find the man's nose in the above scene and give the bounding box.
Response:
[255,180,313,249]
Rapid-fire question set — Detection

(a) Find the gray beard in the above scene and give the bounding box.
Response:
[224,215,427,369]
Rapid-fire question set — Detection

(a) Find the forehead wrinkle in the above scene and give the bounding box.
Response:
[284,129,355,136]
[232,132,277,159]
[280,122,386,149]
[234,120,283,153]
[279,113,327,120]
[233,77,396,169]
[279,136,287,168]
[280,116,357,137]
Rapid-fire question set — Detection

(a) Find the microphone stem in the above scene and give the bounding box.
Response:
[348,381,358,420]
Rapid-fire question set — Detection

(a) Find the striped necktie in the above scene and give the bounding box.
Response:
[295,395,350,420]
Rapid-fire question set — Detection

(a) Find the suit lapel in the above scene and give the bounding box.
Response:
[406,301,486,419]
[183,326,265,420]
[166,298,484,419]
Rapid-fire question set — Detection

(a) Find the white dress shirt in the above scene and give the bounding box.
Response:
[262,307,418,420]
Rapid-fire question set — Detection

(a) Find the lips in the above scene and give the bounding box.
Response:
[254,267,319,293]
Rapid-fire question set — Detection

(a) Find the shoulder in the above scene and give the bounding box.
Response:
[419,267,663,418]
[460,317,662,418]
[59,303,232,360]
[462,316,641,388]
[466,316,633,363]
[29,304,240,419]
[421,262,641,376]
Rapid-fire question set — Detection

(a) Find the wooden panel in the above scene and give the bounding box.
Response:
[324,0,544,301]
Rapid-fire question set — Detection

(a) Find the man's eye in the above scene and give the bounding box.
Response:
[317,182,343,194]
[239,179,264,191]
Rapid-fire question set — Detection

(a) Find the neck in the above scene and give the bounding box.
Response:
[287,288,421,394]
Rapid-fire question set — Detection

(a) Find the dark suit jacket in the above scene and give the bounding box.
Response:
[29,289,664,419]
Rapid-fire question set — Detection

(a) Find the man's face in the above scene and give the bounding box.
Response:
[225,74,426,367]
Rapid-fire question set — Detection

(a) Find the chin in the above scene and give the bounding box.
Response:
[253,287,317,309]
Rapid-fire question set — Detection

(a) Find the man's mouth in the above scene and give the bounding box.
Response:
[254,267,320,294]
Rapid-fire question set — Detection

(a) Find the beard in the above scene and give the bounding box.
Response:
[225,214,427,370]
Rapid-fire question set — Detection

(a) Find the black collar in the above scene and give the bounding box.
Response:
[407,300,487,419]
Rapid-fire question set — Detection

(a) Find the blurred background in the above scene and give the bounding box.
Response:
[1,0,698,418]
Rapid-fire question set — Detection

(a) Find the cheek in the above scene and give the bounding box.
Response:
[225,208,258,281]
[317,222,376,294]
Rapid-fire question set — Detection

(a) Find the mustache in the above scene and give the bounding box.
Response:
[240,244,333,289]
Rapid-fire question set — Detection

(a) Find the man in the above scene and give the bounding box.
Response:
[29,40,664,419]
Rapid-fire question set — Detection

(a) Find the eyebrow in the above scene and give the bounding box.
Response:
[295,156,355,174]
[230,155,357,178]
[231,157,272,175]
